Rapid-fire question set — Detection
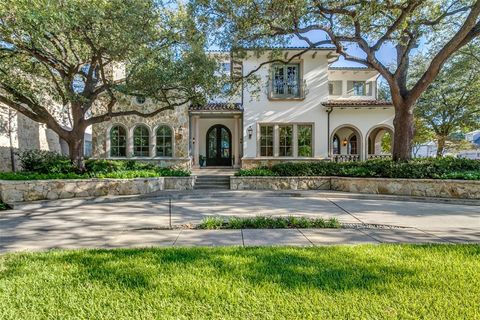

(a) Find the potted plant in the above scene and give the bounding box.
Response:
[199,155,206,167]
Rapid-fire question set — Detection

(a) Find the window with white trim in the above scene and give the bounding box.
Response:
[297,125,313,157]
[271,64,301,98]
[260,125,274,157]
[110,125,127,157]
[133,125,150,157]
[156,125,173,157]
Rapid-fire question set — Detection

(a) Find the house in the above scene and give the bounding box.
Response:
[91,48,395,169]
[0,105,92,171]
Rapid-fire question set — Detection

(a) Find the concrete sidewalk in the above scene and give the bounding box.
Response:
[1,191,479,253]
[1,227,456,252]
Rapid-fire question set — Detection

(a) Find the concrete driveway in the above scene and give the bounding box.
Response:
[1,191,479,252]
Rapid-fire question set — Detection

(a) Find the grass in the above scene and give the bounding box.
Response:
[198,216,341,229]
[0,245,479,319]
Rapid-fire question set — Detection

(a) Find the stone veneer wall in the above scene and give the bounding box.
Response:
[0,108,65,172]
[241,158,329,170]
[230,176,331,190]
[91,96,190,169]
[230,176,480,199]
[330,177,480,199]
[0,177,195,204]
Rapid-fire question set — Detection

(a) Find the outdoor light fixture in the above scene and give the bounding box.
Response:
[342,138,348,147]
[247,126,253,139]
[176,126,184,139]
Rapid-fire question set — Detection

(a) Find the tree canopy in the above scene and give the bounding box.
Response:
[413,43,480,156]
[193,0,480,160]
[0,0,221,168]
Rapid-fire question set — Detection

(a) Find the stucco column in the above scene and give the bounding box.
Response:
[193,115,200,168]
[233,115,240,168]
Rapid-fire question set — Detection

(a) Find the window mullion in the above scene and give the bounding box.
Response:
[293,124,298,157]
[273,125,279,157]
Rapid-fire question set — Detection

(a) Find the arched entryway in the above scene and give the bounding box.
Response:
[366,125,393,159]
[330,125,363,162]
[206,124,232,166]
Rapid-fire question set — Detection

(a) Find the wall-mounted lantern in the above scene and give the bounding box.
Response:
[342,138,348,147]
[176,126,184,139]
[247,126,253,139]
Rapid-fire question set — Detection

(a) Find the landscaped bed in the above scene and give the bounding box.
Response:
[0,245,478,319]
[198,216,341,229]
[1,151,189,180]
[236,157,480,180]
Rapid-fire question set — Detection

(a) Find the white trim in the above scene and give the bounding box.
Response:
[152,124,175,158]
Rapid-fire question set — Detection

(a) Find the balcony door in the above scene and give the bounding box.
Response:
[206,124,232,166]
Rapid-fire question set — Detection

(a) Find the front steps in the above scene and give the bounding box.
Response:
[194,175,231,190]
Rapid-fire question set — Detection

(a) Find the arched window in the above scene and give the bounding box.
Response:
[110,125,127,157]
[348,135,358,155]
[332,135,340,155]
[156,125,173,157]
[133,125,150,157]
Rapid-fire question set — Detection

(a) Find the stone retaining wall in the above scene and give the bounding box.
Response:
[230,176,331,190]
[330,177,480,199]
[0,176,194,204]
[230,176,480,199]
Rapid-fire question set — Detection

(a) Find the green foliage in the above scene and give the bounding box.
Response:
[17,150,73,174]
[0,201,9,210]
[235,168,277,176]
[0,0,224,167]
[236,158,480,180]
[1,246,479,319]
[198,216,341,229]
[199,216,225,229]
[413,45,480,155]
[0,158,189,180]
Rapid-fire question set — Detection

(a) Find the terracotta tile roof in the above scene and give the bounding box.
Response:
[322,100,393,107]
[189,102,243,112]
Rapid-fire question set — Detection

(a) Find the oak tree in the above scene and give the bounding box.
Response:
[194,0,480,160]
[0,0,219,170]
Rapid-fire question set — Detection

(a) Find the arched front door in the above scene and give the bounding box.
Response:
[206,125,232,166]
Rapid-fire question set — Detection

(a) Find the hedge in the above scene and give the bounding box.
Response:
[236,158,480,180]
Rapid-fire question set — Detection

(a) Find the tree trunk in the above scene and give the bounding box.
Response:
[392,103,414,161]
[68,135,85,172]
[436,136,446,158]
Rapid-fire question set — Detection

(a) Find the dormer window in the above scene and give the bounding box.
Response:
[328,81,342,95]
[270,63,301,99]
[347,81,372,96]
[353,81,366,96]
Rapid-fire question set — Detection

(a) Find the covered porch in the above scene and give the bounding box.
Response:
[189,103,243,168]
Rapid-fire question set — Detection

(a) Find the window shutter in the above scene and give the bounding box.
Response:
[366,82,373,96]
[347,81,354,96]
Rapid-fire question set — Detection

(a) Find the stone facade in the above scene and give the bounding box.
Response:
[230,176,480,199]
[0,176,195,204]
[230,176,331,190]
[0,107,66,171]
[91,96,190,169]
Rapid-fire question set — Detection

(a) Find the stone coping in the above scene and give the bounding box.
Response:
[230,176,480,199]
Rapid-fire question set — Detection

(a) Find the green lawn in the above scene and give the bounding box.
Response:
[0,245,479,319]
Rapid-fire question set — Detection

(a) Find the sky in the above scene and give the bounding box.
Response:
[288,30,427,69]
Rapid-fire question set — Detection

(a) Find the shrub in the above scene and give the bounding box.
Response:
[17,150,73,174]
[236,158,480,180]
[199,216,225,229]
[199,216,342,229]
